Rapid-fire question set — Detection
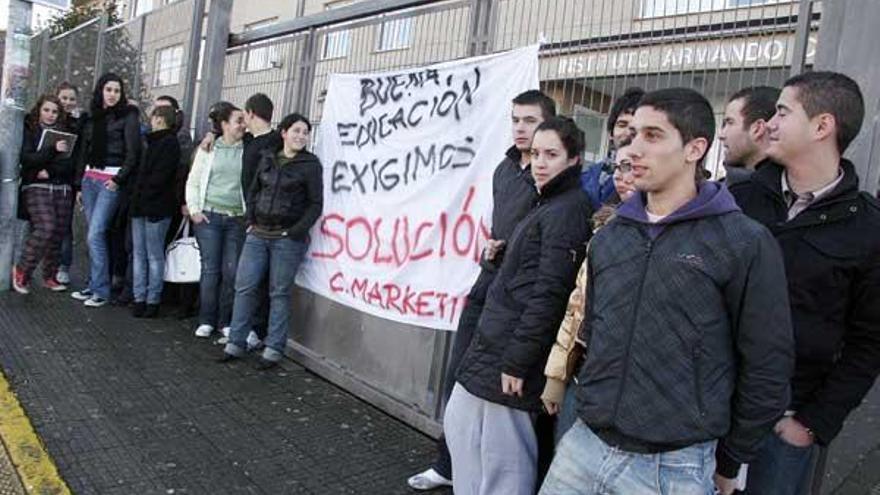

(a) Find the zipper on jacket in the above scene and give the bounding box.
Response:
[266,160,283,224]
[609,232,655,423]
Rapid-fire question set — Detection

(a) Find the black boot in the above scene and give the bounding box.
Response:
[132,302,146,318]
[143,304,159,318]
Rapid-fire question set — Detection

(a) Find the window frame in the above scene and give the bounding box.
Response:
[375,16,413,53]
[241,18,281,73]
[153,44,185,88]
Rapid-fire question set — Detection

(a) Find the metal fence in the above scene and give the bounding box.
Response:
[27,0,201,122]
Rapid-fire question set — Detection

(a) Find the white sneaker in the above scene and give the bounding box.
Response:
[194,324,214,338]
[215,336,229,345]
[56,268,70,285]
[407,468,452,491]
[246,331,263,350]
[71,289,93,301]
[83,296,108,308]
[220,326,230,338]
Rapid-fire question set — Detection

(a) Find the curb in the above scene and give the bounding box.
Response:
[0,370,69,495]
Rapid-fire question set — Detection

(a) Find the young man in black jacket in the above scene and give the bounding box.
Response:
[218,113,322,370]
[540,88,795,495]
[730,71,880,495]
[407,89,556,491]
[718,86,779,186]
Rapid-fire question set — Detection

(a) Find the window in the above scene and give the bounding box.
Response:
[242,19,280,72]
[377,17,412,51]
[573,106,605,164]
[153,45,184,87]
[322,0,354,60]
[640,0,787,17]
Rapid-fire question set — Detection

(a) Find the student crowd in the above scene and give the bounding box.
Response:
[9,68,879,495]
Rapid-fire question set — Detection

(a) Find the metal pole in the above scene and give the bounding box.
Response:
[131,14,147,105]
[64,33,72,82]
[292,27,318,114]
[93,13,110,89]
[0,0,33,291]
[193,0,233,138]
[181,0,207,135]
[37,29,50,95]
[790,0,813,77]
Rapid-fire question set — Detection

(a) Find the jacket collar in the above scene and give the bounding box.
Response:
[752,158,860,207]
[538,165,581,199]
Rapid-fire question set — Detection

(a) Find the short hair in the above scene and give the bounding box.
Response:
[728,86,780,128]
[150,105,177,129]
[155,95,180,110]
[607,87,645,133]
[638,87,715,168]
[207,101,241,135]
[279,112,312,133]
[245,93,274,123]
[55,81,79,96]
[784,71,865,153]
[512,90,557,121]
[535,116,585,159]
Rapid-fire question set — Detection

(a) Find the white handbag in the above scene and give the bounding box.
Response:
[164,219,201,283]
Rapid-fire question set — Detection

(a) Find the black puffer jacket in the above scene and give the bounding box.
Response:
[75,104,141,188]
[481,146,538,271]
[730,160,880,446]
[129,129,182,219]
[456,165,593,412]
[246,148,323,240]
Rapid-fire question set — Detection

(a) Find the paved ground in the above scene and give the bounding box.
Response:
[0,271,876,494]
[0,284,449,495]
[0,443,24,495]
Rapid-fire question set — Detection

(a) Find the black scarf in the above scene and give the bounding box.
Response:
[88,104,128,168]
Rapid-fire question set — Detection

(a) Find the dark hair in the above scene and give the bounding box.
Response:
[91,72,128,113]
[638,87,715,168]
[27,94,66,130]
[607,87,645,134]
[155,95,180,110]
[207,101,240,135]
[728,86,780,128]
[150,106,177,129]
[535,116,585,159]
[512,90,557,121]
[784,71,865,153]
[278,112,312,133]
[55,81,79,96]
[245,93,274,123]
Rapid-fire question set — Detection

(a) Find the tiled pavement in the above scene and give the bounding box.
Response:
[0,286,450,495]
[0,278,877,494]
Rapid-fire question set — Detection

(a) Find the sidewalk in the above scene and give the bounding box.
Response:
[0,443,24,495]
[0,284,447,494]
[0,275,877,494]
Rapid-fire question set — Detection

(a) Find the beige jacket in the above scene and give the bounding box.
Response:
[541,205,616,406]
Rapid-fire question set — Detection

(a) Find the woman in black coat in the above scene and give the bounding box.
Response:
[11,95,77,294]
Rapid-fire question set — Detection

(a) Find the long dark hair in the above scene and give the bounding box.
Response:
[90,73,128,115]
[26,94,67,131]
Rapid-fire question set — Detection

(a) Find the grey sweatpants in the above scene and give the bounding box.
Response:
[443,383,537,495]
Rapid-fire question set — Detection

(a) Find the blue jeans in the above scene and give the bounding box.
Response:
[193,211,245,328]
[131,216,172,304]
[539,419,716,495]
[742,430,820,495]
[80,176,121,299]
[225,234,307,361]
[555,382,580,445]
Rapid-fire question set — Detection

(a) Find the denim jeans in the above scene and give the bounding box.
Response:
[193,211,245,328]
[80,176,121,299]
[555,381,580,445]
[742,430,820,495]
[225,234,307,361]
[539,419,717,495]
[131,216,172,304]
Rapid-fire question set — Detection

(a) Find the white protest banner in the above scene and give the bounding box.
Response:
[296,45,540,330]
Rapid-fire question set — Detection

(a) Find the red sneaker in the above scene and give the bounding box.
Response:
[11,265,29,294]
[43,277,68,292]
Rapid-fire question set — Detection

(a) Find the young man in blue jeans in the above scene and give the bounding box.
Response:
[218,113,323,370]
[540,88,795,495]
